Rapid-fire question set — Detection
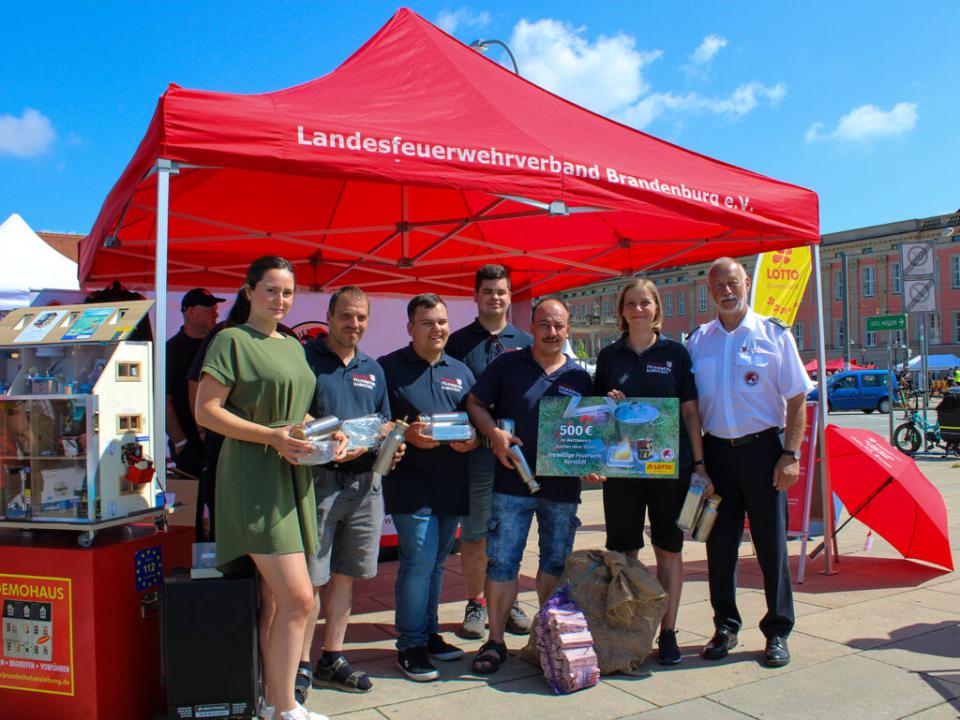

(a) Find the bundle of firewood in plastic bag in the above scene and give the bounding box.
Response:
[535,586,600,694]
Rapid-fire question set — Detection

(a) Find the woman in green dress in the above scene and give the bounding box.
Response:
[196,256,327,720]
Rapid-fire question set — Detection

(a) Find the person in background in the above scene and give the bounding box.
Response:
[378,294,478,682]
[686,257,812,669]
[195,256,330,720]
[445,264,533,640]
[166,287,223,480]
[465,299,593,675]
[587,278,711,665]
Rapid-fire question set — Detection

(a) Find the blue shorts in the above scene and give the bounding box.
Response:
[486,492,580,581]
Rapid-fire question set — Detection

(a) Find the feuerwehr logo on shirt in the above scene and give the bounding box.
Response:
[352,373,376,390]
[440,376,463,393]
[556,384,581,398]
[646,362,672,375]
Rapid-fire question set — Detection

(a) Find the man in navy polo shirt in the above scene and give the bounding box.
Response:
[445,264,533,639]
[378,293,479,682]
[297,286,392,699]
[465,299,593,675]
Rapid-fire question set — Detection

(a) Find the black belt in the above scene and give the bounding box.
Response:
[705,427,781,447]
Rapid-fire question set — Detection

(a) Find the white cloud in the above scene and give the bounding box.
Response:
[683,34,728,79]
[805,102,918,143]
[507,19,783,130]
[0,108,57,157]
[436,7,490,35]
[510,18,661,115]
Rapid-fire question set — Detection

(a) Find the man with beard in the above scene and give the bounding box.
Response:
[445,264,533,639]
[686,257,812,668]
[465,299,592,675]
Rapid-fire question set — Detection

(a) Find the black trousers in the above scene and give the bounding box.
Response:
[704,431,794,639]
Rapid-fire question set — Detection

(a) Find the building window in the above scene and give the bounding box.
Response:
[835,320,845,350]
[891,262,902,294]
[891,329,905,347]
[793,322,804,351]
[602,300,612,318]
[864,323,877,348]
[862,266,876,297]
[954,312,960,343]
[930,313,941,345]
[834,271,844,301]
[677,290,685,316]
[952,255,960,289]
[697,285,707,313]
[663,293,673,318]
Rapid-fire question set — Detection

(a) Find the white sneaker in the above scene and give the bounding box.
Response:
[258,698,275,720]
[279,704,329,720]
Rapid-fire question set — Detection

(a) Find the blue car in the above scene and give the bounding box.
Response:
[808,369,898,414]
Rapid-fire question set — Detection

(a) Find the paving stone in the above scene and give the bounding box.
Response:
[708,654,960,720]
[898,700,960,719]
[619,697,758,719]
[863,624,960,673]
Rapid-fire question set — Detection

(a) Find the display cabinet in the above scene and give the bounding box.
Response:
[0,301,163,545]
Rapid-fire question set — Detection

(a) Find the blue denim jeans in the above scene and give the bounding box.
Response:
[392,507,459,651]
[486,492,580,582]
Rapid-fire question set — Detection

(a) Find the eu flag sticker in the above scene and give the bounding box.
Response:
[135,546,163,591]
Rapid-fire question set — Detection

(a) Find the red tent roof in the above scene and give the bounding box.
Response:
[80,8,819,298]
[805,358,869,373]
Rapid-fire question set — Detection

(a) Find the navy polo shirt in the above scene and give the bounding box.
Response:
[377,345,476,516]
[446,319,533,379]
[305,337,391,474]
[470,347,593,504]
[593,334,698,469]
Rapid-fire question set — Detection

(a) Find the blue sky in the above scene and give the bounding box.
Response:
[1,1,957,236]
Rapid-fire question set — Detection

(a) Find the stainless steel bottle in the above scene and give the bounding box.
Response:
[372,419,409,476]
[508,445,541,494]
[692,495,722,542]
[417,412,469,425]
[295,415,341,440]
[483,418,516,448]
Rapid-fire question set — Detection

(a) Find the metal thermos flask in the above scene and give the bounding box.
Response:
[294,415,341,440]
[372,419,409,476]
[483,418,515,448]
[692,495,722,542]
[676,472,708,533]
[508,445,541,494]
[417,412,469,425]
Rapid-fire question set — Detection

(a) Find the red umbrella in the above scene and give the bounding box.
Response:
[824,425,954,570]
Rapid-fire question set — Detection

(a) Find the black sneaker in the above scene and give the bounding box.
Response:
[397,646,439,682]
[427,633,464,661]
[657,628,682,665]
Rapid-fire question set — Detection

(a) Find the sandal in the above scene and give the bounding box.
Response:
[472,640,508,675]
[294,665,311,704]
[311,654,372,693]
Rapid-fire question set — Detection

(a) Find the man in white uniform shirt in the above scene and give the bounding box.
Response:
[686,257,813,668]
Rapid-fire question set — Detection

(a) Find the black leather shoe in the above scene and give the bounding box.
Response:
[763,636,790,667]
[702,627,738,660]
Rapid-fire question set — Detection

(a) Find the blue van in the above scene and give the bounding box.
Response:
[808,369,897,413]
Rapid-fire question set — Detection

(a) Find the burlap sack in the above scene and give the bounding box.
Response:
[523,549,668,675]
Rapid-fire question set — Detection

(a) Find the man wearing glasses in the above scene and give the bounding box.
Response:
[445,265,533,639]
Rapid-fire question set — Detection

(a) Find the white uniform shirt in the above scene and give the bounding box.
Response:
[686,308,814,439]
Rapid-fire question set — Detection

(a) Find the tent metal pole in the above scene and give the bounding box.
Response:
[812,244,837,574]
[154,159,174,492]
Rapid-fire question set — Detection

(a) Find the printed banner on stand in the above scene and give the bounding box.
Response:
[751,246,811,326]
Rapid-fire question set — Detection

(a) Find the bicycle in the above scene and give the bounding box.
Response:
[893,410,960,456]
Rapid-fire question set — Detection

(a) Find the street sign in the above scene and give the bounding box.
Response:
[903,278,937,313]
[865,314,906,332]
[900,242,936,278]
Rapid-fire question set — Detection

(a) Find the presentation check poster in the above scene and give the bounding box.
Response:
[535,396,679,479]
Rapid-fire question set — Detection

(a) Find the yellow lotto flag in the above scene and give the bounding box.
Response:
[750,246,811,325]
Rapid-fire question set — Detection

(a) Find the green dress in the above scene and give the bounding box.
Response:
[201,325,318,573]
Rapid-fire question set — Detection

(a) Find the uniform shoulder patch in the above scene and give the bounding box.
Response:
[766,316,790,330]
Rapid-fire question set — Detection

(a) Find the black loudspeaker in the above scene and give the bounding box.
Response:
[161,572,259,719]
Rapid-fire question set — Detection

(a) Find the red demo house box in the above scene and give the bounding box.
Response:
[0,524,192,719]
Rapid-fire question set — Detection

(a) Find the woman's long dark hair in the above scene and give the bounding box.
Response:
[226,256,297,335]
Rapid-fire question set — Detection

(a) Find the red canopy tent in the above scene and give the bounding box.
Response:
[78,7,835,567]
[80,8,818,299]
[805,358,869,373]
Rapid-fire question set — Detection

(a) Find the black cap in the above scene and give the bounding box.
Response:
[181,287,225,312]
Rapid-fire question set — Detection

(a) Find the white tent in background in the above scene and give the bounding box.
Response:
[907,354,960,371]
[0,213,80,309]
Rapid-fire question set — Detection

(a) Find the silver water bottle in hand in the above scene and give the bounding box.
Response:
[508,445,541,494]
[372,419,409,477]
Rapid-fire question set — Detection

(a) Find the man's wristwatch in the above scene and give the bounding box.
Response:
[781,448,800,460]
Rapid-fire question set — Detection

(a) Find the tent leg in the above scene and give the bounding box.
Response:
[154,159,175,498]
[812,244,837,575]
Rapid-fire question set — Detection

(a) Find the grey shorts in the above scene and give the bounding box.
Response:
[306,466,384,587]
[459,447,496,542]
